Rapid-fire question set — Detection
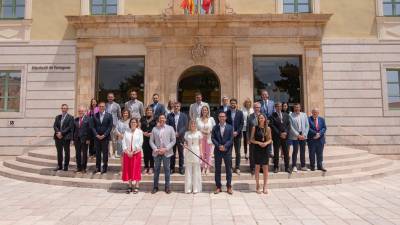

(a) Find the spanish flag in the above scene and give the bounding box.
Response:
[181,0,195,14]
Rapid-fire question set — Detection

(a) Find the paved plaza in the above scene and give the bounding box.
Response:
[0,172,400,225]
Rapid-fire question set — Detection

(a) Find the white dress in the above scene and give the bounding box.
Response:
[184,131,203,193]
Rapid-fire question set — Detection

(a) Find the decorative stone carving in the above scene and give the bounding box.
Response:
[377,16,400,41]
[0,20,31,42]
[191,38,207,62]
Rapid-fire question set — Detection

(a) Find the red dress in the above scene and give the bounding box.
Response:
[122,151,142,181]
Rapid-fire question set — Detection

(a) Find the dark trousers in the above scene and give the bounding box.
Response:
[215,150,232,188]
[249,144,255,171]
[233,136,242,169]
[273,137,289,170]
[143,139,154,169]
[308,141,324,169]
[170,140,184,171]
[74,139,88,171]
[242,131,248,155]
[55,139,70,169]
[95,138,109,171]
[89,138,96,156]
[292,140,306,168]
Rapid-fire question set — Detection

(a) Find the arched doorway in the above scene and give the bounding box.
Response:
[177,66,221,114]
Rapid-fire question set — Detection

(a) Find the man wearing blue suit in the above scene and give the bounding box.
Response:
[259,90,275,118]
[167,101,188,175]
[149,93,166,119]
[90,102,113,174]
[307,108,327,172]
[212,111,234,195]
[226,98,244,174]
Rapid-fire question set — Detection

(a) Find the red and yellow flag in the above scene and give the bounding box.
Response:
[202,0,213,14]
[181,0,195,15]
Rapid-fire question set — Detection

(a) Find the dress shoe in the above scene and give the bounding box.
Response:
[318,167,327,172]
[310,167,315,171]
[151,187,158,194]
[53,167,62,171]
[63,167,68,171]
[273,168,279,173]
[235,169,241,175]
[170,169,175,174]
[93,169,101,175]
[179,169,184,175]
[101,169,107,174]
[285,168,292,174]
[227,187,233,195]
[214,188,222,194]
[165,188,171,194]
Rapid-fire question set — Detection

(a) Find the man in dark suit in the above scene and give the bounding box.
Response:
[167,101,188,175]
[213,96,229,122]
[307,108,327,172]
[226,98,244,174]
[90,102,113,174]
[73,105,91,174]
[259,90,275,118]
[53,104,74,171]
[271,102,291,173]
[212,111,234,195]
[149,93,166,119]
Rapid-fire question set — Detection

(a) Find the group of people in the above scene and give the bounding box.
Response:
[53,89,327,195]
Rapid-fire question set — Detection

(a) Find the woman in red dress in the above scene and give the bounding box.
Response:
[122,118,143,194]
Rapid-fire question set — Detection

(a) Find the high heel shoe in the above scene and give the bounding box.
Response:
[256,184,261,194]
[263,186,268,194]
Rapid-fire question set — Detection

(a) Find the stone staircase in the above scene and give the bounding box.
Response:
[0,146,399,192]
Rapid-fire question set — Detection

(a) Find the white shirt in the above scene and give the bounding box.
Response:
[220,123,226,136]
[100,112,105,123]
[174,112,180,131]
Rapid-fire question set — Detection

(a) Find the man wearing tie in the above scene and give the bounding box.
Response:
[271,102,291,173]
[307,108,327,172]
[73,105,91,173]
[167,102,188,175]
[189,92,210,121]
[90,102,113,174]
[150,114,176,194]
[149,93,166,119]
[53,104,74,171]
[212,112,234,195]
[259,90,275,118]
[226,98,244,175]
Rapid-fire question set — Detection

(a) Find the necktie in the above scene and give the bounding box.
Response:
[79,117,83,128]
[265,101,269,115]
[315,118,319,131]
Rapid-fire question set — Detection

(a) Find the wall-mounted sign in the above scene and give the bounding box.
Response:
[28,64,75,73]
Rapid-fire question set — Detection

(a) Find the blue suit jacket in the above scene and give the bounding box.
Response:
[307,116,327,144]
[90,112,113,140]
[166,112,188,140]
[259,100,275,118]
[211,123,234,154]
[149,102,166,118]
[226,109,244,138]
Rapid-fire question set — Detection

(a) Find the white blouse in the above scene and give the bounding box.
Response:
[196,117,216,144]
[241,107,254,131]
[122,129,144,153]
[184,131,203,164]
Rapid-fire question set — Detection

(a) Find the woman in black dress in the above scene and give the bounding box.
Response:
[250,113,272,194]
[140,107,156,174]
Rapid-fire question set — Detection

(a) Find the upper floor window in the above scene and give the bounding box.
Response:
[383,0,400,16]
[0,0,25,19]
[182,0,215,15]
[0,71,21,112]
[387,69,400,110]
[91,0,117,15]
[283,0,311,13]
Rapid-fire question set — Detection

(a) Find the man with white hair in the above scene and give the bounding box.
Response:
[73,105,91,173]
[307,108,327,172]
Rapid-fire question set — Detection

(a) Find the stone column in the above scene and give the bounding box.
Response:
[304,40,325,116]
[234,39,253,105]
[145,41,162,106]
[76,41,95,113]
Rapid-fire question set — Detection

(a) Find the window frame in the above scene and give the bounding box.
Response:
[283,0,312,14]
[0,70,21,112]
[381,63,400,116]
[386,69,400,110]
[0,65,26,118]
[383,0,400,16]
[90,0,118,16]
[0,0,25,19]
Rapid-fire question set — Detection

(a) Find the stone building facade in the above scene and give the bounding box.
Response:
[0,0,399,155]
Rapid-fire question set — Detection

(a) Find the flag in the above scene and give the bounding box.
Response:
[181,0,195,14]
[202,0,213,14]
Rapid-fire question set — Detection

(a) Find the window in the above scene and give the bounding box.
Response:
[184,0,215,15]
[0,0,25,19]
[91,0,117,15]
[387,69,400,109]
[253,56,302,107]
[96,57,145,104]
[0,71,21,112]
[383,0,400,16]
[283,0,311,13]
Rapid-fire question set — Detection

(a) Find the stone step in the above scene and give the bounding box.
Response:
[3,157,393,181]
[15,153,381,173]
[1,161,399,191]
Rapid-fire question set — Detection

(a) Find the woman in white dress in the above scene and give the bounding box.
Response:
[184,120,203,194]
[196,105,215,175]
